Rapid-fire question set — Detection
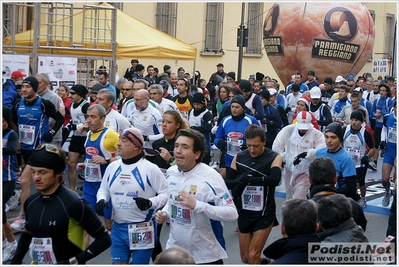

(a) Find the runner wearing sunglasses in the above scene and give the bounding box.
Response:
[11,144,111,264]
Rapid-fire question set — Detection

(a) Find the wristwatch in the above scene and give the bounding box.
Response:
[168,156,175,164]
[69,257,78,265]
[105,158,111,164]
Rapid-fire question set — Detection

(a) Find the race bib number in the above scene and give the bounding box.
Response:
[85,159,102,182]
[29,237,57,264]
[170,197,194,227]
[345,147,361,168]
[128,221,154,250]
[241,186,264,211]
[388,127,397,144]
[181,112,189,120]
[19,124,35,145]
[226,137,243,156]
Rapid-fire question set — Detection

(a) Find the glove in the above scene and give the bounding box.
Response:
[95,199,109,216]
[42,130,55,143]
[67,123,77,131]
[361,155,369,165]
[293,152,308,166]
[133,197,152,211]
[285,106,291,114]
[281,159,285,169]
[380,141,386,150]
[217,139,227,152]
[57,259,70,265]
[143,135,149,142]
[261,118,273,125]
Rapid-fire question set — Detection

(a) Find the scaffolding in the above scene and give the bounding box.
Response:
[2,2,118,85]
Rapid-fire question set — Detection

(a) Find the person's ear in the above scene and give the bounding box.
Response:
[315,222,320,233]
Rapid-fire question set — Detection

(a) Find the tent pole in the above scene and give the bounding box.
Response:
[192,61,196,86]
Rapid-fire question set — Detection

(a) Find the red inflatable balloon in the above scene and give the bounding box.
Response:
[263,2,375,87]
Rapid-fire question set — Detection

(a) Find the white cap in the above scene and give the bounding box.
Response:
[268,88,277,95]
[296,111,313,130]
[353,87,363,92]
[335,75,344,83]
[310,87,322,99]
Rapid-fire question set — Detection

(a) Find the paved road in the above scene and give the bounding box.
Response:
[6,154,394,264]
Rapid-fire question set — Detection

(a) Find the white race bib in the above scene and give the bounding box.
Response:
[388,127,397,144]
[345,147,361,168]
[226,137,243,156]
[128,221,154,250]
[29,237,57,264]
[19,124,35,145]
[241,186,264,211]
[170,196,195,227]
[84,159,102,182]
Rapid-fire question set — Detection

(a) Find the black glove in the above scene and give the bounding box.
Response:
[95,199,109,216]
[67,123,77,131]
[261,118,273,125]
[285,106,291,114]
[361,155,370,165]
[380,141,386,150]
[133,197,152,211]
[217,139,227,152]
[57,259,70,265]
[281,159,286,169]
[42,130,55,143]
[143,135,149,142]
[293,152,307,166]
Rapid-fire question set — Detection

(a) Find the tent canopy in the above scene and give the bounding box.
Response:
[5,3,197,60]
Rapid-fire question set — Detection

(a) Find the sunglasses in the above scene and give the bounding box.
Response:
[35,143,62,157]
[122,88,133,91]
[70,91,76,95]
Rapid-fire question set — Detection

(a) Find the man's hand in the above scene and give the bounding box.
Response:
[293,152,307,166]
[361,155,369,165]
[156,210,167,224]
[42,130,55,143]
[133,197,152,211]
[95,199,109,216]
[177,191,196,209]
[380,141,386,150]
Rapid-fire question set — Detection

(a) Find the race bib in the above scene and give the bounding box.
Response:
[170,196,194,227]
[128,221,154,250]
[19,124,35,145]
[388,127,397,144]
[261,123,268,132]
[241,186,264,211]
[85,159,102,182]
[345,147,361,168]
[29,237,57,265]
[226,137,243,156]
[181,112,189,120]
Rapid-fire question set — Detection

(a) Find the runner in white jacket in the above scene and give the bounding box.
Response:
[155,128,238,264]
[272,111,325,199]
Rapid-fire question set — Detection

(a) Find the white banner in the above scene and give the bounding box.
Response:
[2,54,30,83]
[38,56,77,90]
[372,59,389,74]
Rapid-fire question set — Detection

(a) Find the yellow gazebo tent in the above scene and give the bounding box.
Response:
[4,3,197,60]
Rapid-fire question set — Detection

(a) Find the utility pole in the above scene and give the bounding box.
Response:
[237,2,245,81]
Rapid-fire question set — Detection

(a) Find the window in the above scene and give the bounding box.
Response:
[155,3,177,37]
[246,3,263,54]
[385,14,395,60]
[204,3,224,53]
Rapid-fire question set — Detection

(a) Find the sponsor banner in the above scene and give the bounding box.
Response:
[2,54,30,83]
[38,56,77,90]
